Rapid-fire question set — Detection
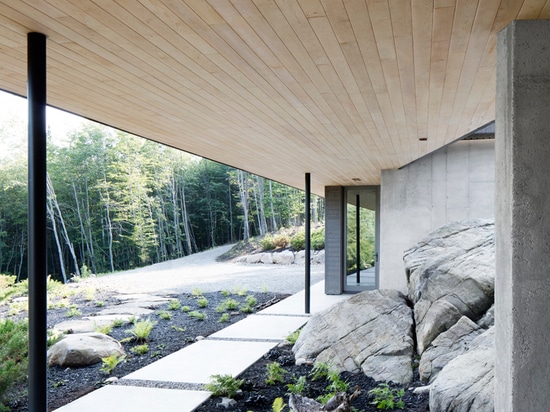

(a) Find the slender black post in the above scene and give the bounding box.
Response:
[356,194,360,284]
[28,32,48,412]
[305,173,311,314]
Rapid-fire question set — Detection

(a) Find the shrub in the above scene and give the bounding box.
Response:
[168,299,181,311]
[311,227,325,250]
[197,297,208,308]
[158,311,172,320]
[0,319,28,409]
[216,298,239,312]
[290,231,305,250]
[260,235,275,251]
[218,313,230,323]
[262,234,290,250]
[244,295,257,307]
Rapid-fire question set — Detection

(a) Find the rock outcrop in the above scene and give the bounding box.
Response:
[293,289,415,384]
[47,332,125,367]
[404,219,495,353]
[429,327,494,412]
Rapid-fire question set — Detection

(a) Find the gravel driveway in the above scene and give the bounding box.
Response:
[81,244,324,295]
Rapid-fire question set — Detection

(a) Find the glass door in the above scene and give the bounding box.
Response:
[344,186,379,292]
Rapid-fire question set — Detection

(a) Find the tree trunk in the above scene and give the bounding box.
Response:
[237,170,250,241]
[256,176,268,235]
[268,180,277,232]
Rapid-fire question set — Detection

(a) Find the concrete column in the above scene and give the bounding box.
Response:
[496,20,550,411]
[324,186,344,294]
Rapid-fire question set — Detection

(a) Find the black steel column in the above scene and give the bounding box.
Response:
[28,32,47,412]
[305,173,311,314]
[356,194,360,284]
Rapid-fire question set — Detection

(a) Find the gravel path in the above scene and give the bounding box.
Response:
[80,244,324,295]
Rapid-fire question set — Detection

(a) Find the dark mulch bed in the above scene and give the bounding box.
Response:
[195,344,429,412]
[3,289,287,412]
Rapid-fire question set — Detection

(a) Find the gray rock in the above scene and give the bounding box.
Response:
[260,253,273,264]
[477,304,494,329]
[430,327,494,412]
[47,332,125,367]
[312,250,325,264]
[272,250,295,265]
[293,289,414,384]
[404,219,495,353]
[419,316,483,383]
[245,254,263,264]
[218,397,237,409]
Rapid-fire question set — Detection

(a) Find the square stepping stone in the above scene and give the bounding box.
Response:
[52,385,210,412]
[123,340,276,384]
[210,314,308,341]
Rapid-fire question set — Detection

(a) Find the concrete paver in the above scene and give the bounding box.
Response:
[210,314,309,341]
[52,385,211,412]
[122,339,277,384]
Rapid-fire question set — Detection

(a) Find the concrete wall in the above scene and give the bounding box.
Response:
[324,186,345,295]
[379,139,495,292]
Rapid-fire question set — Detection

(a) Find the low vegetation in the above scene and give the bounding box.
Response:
[205,374,244,398]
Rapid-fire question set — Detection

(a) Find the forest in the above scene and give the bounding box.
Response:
[0,120,324,283]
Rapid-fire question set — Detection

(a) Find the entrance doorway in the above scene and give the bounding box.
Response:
[344,186,379,292]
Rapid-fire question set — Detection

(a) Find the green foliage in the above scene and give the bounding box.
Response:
[47,329,64,348]
[93,323,112,335]
[205,374,243,398]
[290,231,305,250]
[100,353,126,374]
[368,383,405,410]
[0,319,28,409]
[240,304,253,313]
[191,288,203,297]
[188,311,207,321]
[197,297,209,308]
[261,234,289,250]
[286,329,300,344]
[244,295,257,307]
[216,298,239,312]
[272,397,287,412]
[310,362,331,381]
[95,301,105,307]
[286,375,307,395]
[346,203,376,274]
[218,313,231,323]
[65,306,82,318]
[171,325,186,332]
[310,363,349,405]
[220,290,231,297]
[265,362,287,385]
[125,318,157,342]
[168,299,181,310]
[158,310,172,320]
[130,344,149,355]
[181,305,191,312]
[311,227,325,250]
[111,318,125,328]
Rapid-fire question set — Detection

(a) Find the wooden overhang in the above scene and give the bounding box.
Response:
[0,1,547,195]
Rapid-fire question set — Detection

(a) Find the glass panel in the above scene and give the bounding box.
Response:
[345,187,377,291]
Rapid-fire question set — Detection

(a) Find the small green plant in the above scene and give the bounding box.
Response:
[125,318,157,342]
[188,311,207,321]
[181,305,191,312]
[368,383,405,410]
[168,299,181,310]
[205,374,243,398]
[65,306,82,318]
[326,369,349,394]
[171,325,186,332]
[130,344,149,355]
[112,318,125,328]
[286,375,307,395]
[158,310,172,320]
[216,298,239,312]
[240,304,253,313]
[266,362,287,385]
[232,286,247,296]
[272,397,287,412]
[310,362,331,380]
[94,301,105,307]
[191,287,203,297]
[82,286,96,301]
[290,230,305,250]
[286,329,300,344]
[261,284,269,294]
[93,322,112,335]
[221,289,231,297]
[245,295,257,307]
[197,297,209,308]
[100,353,126,374]
[218,313,231,323]
[47,328,64,347]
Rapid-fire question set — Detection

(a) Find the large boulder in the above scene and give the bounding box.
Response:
[47,332,125,367]
[430,327,494,412]
[272,250,295,264]
[293,289,414,384]
[419,316,483,383]
[404,219,495,353]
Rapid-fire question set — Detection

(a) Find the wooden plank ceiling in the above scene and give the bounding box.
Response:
[0,0,548,195]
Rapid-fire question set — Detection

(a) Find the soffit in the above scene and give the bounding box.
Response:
[0,1,547,195]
